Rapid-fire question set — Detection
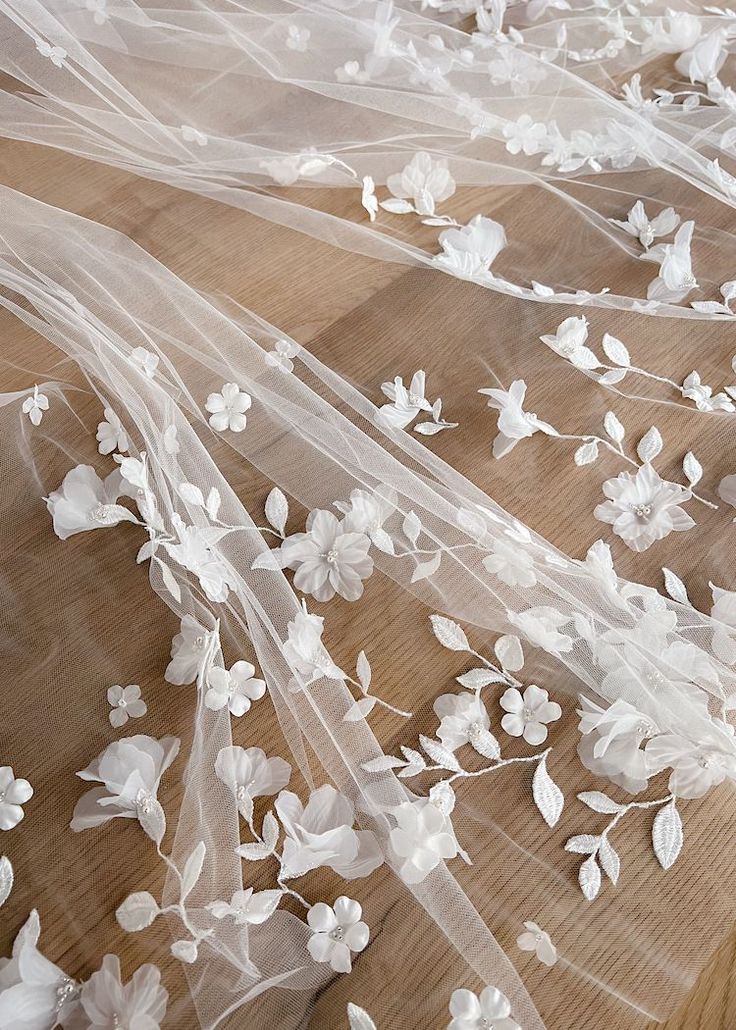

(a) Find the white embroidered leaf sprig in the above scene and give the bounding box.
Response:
[601,334,631,367]
[662,567,690,605]
[637,426,663,463]
[419,735,461,772]
[0,855,13,908]
[430,615,469,651]
[603,411,625,444]
[532,755,564,828]
[265,487,289,538]
[683,451,703,487]
[347,1003,377,1030]
[652,799,683,869]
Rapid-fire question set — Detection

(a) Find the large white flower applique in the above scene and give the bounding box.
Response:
[335,485,398,554]
[594,463,695,552]
[280,509,374,602]
[165,615,214,685]
[576,696,658,795]
[435,215,507,281]
[645,733,736,799]
[478,380,556,458]
[215,745,291,820]
[46,465,138,540]
[641,220,698,302]
[79,954,167,1029]
[71,734,180,844]
[389,797,460,885]
[281,601,345,683]
[0,910,80,1029]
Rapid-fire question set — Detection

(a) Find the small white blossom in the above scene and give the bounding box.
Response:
[96,407,129,455]
[281,601,344,683]
[508,607,572,654]
[0,767,33,831]
[483,537,537,587]
[165,616,211,685]
[205,382,252,432]
[265,338,299,373]
[539,316,599,369]
[577,697,656,795]
[286,24,310,51]
[21,385,49,426]
[610,201,679,249]
[503,114,547,156]
[643,221,697,302]
[107,684,147,728]
[646,734,736,799]
[129,347,159,379]
[500,685,561,745]
[448,986,520,1030]
[205,661,266,717]
[307,897,369,973]
[389,799,458,884]
[386,152,455,216]
[434,693,491,753]
[85,0,108,25]
[80,955,167,1028]
[478,380,555,459]
[517,921,557,966]
[163,514,236,602]
[379,370,433,430]
[214,745,291,818]
[675,28,728,85]
[435,215,507,280]
[46,465,137,540]
[594,463,694,552]
[335,485,398,554]
[35,39,66,66]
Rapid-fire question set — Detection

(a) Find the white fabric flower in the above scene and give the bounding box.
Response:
[386,152,456,215]
[162,424,180,454]
[165,616,212,685]
[645,734,736,799]
[576,697,657,794]
[389,799,458,884]
[0,767,33,831]
[71,734,179,834]
[681,372,734,413]
[265,338,299,372]
[215,745,291,818]
[307,896,369,973]
[336,485,398,554]
[675,28,728,85]
[641,12,701,55]
[163,514,235,603]
[508,606,572,654]
[46,465,137,540]
[361,176,378,222]
[436,215,507,280]
[181,124,208,146]
[500,685,561,745]
[282,601,344,682]
[207,888,283,925]
[0,911,80,1029]
[80,954,167,1029]
[448,986,520,1030]
[35,39,66,67]
[503,114,547,156]
[129,346,159,379]
[274,785,382,880]
[610,201,679,249]
[286,24,310,51]
[483,537,537,587]
[434,693,492,753]
[379,370,433,430]
[107,684,147,728]
[517,921,557,966]
[259,150,333,186]
[96,407,129,455]
[21,385,49,426]
[205,382,252,432]
[281,510,373,602]
[205,661,266,717]
[594,463,694,552]
[539,316,599,369]
[86,0,108,25]
[643,221,697,301]
[478,380,555,458]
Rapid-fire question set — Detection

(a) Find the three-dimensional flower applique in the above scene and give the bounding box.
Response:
[307,897,369,973]
[163,514,235,603]
[265,338,299,373]
[576,696,658,795]
[594,463,695,552]
[207,888,283,925]
[539,316,599,369]
[281,510,373,602]
[35,39,66,67]
[85,0,109,26]
[205,382,252,433]
[205,661,266,717]
[0,767,33,830]
[21,384,49,426]
[214,745,291,819]
[482,537,537,587]
[378,370,433,430]
[129,347,159,379]
[107,684,147,728]
[281,601,345,683]
[642,221,698,302]
[274,785,383,880]
[165,616,212,685]
[447,986,520,1030]
[435,215,507,280]
[434,693,495,755]
[500,685,562,745]
[71,734,180,842]
[259,150,334,186]
[0,910,80,1027]
[676,27,728,85]
[508,607,573,655]
[80,954,167,1029]
[361,176,378,222]
[335,485,398,554]
[385,152,456,216]
[389,799,459,884]
[681,372,734,413]
[502,114,547,156]
[645,733,736,799]
[478,380,556,458]
[610,201,680,249]
[96,407,129,455]
[517,921,557,966]
[286,23,310,51]
[641,11,701,55]
[46,465,138,540]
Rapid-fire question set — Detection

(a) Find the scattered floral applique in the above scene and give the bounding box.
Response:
[594,464,695,553]
[35,39,66,67]
[500,685,562,745]
[286,24,310,51]
[610,201,680,250]
[96,407,129,455]
[21,384,49,426]
[517,921,557,966]
[265,338,299,372]
[0,856,12,908]
[0,767,33,830]
[378,369,457,435]
[306,897,369,973]
[383,151,456,217]
[85,0,108,26]
[214,745,291,821]
[205,382,252,433]
[280,509,374,602]
[204,660,266,717]
[165,616,214,684]
[129,347,159,379]
[448,986,520,1030]
[46,465,139,540]
[641,221,698,302]
[207,887,283,926]
[80,954,167,1028]
[107,684,147,727]
[478,380,556,458]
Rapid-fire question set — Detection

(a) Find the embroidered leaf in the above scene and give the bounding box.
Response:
[362,755,406,772]
[494,634,524,672]
[577,791,624,814]
[262,811,279,852]
[565,834,600,854]
[637,426,663,463]
[579,854,602,900]
[411,550,441,582]
[415,421,450,435]
[471,728,501,760]
[138,797,167,845]
[206,487,221,520]
[419,734,461,771]
[598,837,620,885]
[371,527,395,554]
[532,757,564,828]
[265,487,288,536]
[402,511,421,544]
[343,697,376,722]
[598,368,627,385]
[380,198,414,214]
[574,440,599,466]
[0,856,13,908]
[663,567,690,605]
[652,800,683,870]
[400,746,425,768]
[235,841,271,861]
[456,668,506,689]
[603,411,625,443]
[136,540,155,564]
[116,891,160,932]
[683,451,703,487]
[179,482,204,506]
[430,614,470,652]
[601,333,631,367]
[347,1003,378,1030]
[171,940,198,963]
[157,559,181,603]
[398,764,425,779]
[180,841,206,901]
[356,650,372,691]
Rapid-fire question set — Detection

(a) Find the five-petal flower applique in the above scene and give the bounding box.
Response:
[389,798,459,884]
[96,407,129,455]
[594,463,695,552]
[0,767,33,831]
[447,986,520,1030]
[500,685,562,745]
[205,382,252,432]
[307,896,369,973]
[107,684,147,728]
[205,661,266,717]
[280,509,373,602]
